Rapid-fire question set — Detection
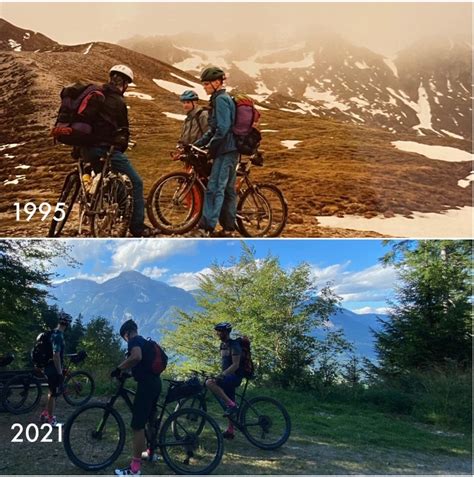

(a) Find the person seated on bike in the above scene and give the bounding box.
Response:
[112,319,162,476]
[80,65,155,238]
[39,312,72,427]
[206,322,242,440]
[178,90,209,147]
[192,66,238,238]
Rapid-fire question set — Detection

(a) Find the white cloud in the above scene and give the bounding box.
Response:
[168,267,213,291]
[111,239,196,270]
[141,266,169,280]
[311,262,397,304]
[52,271,120,285]
[352,306,392,315]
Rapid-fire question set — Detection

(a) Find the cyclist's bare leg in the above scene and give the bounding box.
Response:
[47,392,56,419]
[205,378,233,405]
[133,429,146,459]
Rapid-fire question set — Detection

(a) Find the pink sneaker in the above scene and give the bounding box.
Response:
[40,410,49,423]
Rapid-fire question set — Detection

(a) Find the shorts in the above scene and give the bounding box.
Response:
[216,374,242,402]
[131,375,162,430]
[45,370,62,397]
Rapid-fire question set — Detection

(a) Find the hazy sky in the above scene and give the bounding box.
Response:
[2,2,472,56]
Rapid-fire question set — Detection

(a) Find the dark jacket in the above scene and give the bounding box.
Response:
[88,83,130,151]
[179,107,209,146]
[194,89,236,157]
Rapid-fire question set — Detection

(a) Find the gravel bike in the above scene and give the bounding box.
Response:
[146,145,288,237]
[175,370,291,450]
[1,352,94,414]
[48,145,133,237]
[63,373,224,474]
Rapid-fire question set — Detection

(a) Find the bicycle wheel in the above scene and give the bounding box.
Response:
[63,403,126,471]
[146,172,203,234]
[90,173,133,237]
[239,396,291,450]
[173,395,208,439]
[1,374,42,414]
[236,187,272,237]
[159,407,224,475]
[63,370,95,407]
[48,171,80,237]
[254,184,288,237]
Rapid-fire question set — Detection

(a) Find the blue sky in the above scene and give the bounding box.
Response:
[52,239,399,315]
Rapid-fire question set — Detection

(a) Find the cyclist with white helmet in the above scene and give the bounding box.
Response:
[178,90,209,146]
[80,65,155,237]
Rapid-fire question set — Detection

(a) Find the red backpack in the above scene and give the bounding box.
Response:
[236,336,255,378]
[147,338,168,375]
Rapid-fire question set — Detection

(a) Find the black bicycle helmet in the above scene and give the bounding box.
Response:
[120,319,138,338]
[214,322,232,332]
[200,66,226,82]
[58,312,72,325]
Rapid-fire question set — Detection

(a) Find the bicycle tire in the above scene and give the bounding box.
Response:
[254,183,288,237]
[63,370,95,407]
[236,187,272,237]
[239,396,291,450]
[63,403,126,471]
[48,171,80,237]
[159,407,224,475]
[90,173,133,237]
[1,374,42,415]
[146,171,204,234]
[173,395,208,438]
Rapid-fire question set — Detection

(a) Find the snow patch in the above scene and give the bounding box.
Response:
[23,32,30,40]
[316,207,473,238]
[304,86,350,112]
[124,92,154,101]
[383,58,398,77]
[8,39,21,52]
[14,164,30,170]
[350,97,370,107]
[0,142,26,152]
[162,112,186,121]
[458,172,474,188]
[83,43,93,55]
[355,60,370,70]
[440,129,464,140]
[261,129,278,133]
[392,141,473,162]
[173,46,230,71]
[234,53,314,79]
[153,78,207,99]
[279,107,306,115]
[4,175,26,186]
[281,140,301,150]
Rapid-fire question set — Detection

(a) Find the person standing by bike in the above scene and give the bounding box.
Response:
[39,313,72,427]
[80,65,155,237]
[112,319,162,476]
[193,66,238,237]
[178,90,209,146]
[206,322,242,440]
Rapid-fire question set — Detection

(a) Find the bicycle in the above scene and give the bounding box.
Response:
[1,352,95,414]
[48,145,133,237]
[175,370,291,450]
[63,373,224,474]
[146,145,288,237]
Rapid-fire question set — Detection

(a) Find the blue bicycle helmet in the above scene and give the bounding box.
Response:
[179,90,199,102]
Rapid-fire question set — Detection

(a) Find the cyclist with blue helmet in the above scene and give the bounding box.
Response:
[178,90,209,146]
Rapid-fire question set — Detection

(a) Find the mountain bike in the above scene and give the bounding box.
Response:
[63,373,224,474]
[1,352,95,414]
[146,145,288,237]
[175,370,291,450]
[48,145,133,237]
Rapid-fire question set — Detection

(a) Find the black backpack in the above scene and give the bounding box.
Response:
[31,330,53,368]
[51,83,104,146]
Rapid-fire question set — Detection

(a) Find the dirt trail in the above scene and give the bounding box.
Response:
[0,397,471,475]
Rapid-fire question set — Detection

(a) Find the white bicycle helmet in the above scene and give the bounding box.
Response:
[109,64,134,83]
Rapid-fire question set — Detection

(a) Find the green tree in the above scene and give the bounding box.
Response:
[80,317,124,371]
[374,240,472,376]
[164,244,340,388]
[67,314,86,353]
[0,240,75,359]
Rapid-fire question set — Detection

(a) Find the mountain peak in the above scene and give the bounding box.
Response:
[0,18,57,51]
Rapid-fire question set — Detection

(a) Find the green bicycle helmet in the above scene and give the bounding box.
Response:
[200,66,226,82]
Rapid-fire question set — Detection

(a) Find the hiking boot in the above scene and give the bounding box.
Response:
[114,467,141,476]
[188,228,211,238]
[130,225,159,238]
[222,430,235,440]
[211,229,236,238]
